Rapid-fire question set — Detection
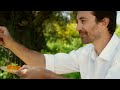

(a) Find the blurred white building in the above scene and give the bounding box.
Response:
[117,11,120,25]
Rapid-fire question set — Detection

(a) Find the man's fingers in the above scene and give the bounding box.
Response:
[0,38,3,41]
[0,33,4,38]
[19,65,29,70]
[0,33,4,46]
[15,68,28,77]
[0,41,4,45]
[0,26,9,35]
[0,26,7,31]
[0,26,4,33]
[19,65,33,70]
[15,65,30,75]
[0,30,4,33]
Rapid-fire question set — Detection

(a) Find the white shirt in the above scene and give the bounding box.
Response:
[44,33,120,79]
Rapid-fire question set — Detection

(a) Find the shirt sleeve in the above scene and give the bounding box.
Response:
[44,48,83,74]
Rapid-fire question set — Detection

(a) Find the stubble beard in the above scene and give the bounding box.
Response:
[81,36,91,44]
[79,32,91,44]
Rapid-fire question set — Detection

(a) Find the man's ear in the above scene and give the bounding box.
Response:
[101,17,110,28]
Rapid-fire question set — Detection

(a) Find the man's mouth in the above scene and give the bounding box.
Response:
[79,33,87,38]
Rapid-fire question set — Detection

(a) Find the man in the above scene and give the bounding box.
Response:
[0,11,119,79]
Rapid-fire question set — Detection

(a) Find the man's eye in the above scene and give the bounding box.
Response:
[81,20,86,24]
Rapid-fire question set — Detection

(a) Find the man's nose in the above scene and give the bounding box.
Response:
[76,23,82,32]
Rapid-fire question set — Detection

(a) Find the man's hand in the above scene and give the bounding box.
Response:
[0,26,45,67]
[15,65,68,79]
[0,26,15,48]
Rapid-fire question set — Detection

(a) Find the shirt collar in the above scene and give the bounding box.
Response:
[91,45,98,61]
[99,33,120,62]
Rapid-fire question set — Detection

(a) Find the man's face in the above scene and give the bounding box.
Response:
[76,11,102,44]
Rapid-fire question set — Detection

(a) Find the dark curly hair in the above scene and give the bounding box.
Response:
[92,11,117,35]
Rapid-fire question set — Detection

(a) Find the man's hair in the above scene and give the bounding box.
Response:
[92,11,117,35]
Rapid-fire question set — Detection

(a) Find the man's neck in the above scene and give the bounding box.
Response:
[93,33,112,55]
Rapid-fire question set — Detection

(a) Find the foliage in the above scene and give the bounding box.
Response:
[115,25,120,36]
[61,72,80,79]
[0,11,81,79]
[42,12,83,54]
[41,11,82,78]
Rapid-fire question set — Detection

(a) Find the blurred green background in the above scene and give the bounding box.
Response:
[0,11,119,79]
